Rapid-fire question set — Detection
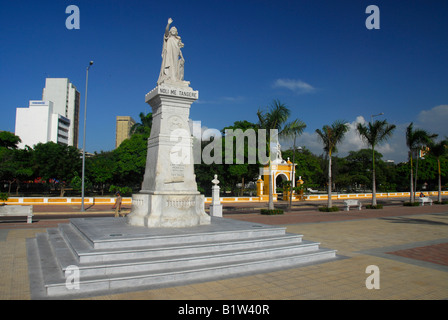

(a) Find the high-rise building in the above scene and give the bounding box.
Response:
[116,116,136,148]
[15,101,70,148]
[42,78,80,147]
[14,78,80,149]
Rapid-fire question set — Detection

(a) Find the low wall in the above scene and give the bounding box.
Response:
[4,197,132,205]
[304,191,448,201]
[2,191,447,206]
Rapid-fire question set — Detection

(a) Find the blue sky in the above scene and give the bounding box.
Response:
[1,0,447,163]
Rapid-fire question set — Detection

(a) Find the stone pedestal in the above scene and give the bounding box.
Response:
[209,175,222,218]
[127,84,210,228]
[128,193,209,228]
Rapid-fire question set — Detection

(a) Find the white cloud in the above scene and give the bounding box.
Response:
[416,105,448,138]
[221,96,245,102]
[337,116,368,154]
[195,96,245,105]
[280,116,367,156]
[273,78,316,94]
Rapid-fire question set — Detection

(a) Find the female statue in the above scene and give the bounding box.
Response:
[157,18,185,85]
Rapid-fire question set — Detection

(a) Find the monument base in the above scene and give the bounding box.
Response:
[27,216,338,298]
[127,192,211,228]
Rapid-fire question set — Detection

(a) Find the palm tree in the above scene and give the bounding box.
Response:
[357,120,396,206]
[426,139,448,203]
[256,99,306,210]
[315,120,349,208]
[405,123,437,202]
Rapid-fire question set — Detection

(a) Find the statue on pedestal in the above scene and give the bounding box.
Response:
[127,18,209,228]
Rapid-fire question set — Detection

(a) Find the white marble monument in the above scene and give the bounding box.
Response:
[127,18,210,228]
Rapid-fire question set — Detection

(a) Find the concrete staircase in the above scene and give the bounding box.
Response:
[27,217,337,298]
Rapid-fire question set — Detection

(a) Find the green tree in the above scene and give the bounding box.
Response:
[357,119,396,206]
[339,149,372,191]
[194,156,227,195]
[282,147,323,191]
[405,123,437,202]
[87,151,116,195]
[196,120,261,197]
[256,99,306,210]
[222,120,260,196]
[0,146,33,195]
[33,142,81,196]
[113,133,147,188]
[130,112,153,138]
[315,120,349,208]
[0,131,21,149]
[426,139,448,202]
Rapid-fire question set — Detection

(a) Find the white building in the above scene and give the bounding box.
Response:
[42,78,80,147]
[15,101,70,148]
[14,78,80,149]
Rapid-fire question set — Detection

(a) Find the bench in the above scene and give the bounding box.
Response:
[344,199,362,211]
[419,197,433,206]
[0,205,33,223]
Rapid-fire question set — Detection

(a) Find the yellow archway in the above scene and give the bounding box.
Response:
[257,157,296,201]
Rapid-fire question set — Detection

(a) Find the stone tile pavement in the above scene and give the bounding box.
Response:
[1,204,447,300]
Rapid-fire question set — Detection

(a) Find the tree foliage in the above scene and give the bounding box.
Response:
[405,122,437,201]
[315,120,349,207]
[357,119,396,205]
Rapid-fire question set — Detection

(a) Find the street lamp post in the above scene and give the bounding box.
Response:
[370,112,384,123]
[288,128,303,210]
[288,134,297,210]
[81,61,93,212]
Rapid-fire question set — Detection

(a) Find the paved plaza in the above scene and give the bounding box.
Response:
[1,201,447,300]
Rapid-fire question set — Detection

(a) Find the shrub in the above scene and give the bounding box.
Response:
[260,209,284,215]
[109,185,133,196]
[403,202,419,206]
[366,204,383,209]
[0,192,8,205]
[318,206,339,212]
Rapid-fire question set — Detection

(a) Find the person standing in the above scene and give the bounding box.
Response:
[113,192,123,217]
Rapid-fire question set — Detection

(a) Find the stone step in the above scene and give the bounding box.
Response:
[34,233,68,288]
[70,217,288,249]
[28,217,338,298]
[47,231,319,278]
[58,223,303,264]
[74,242,321,278]
[43,247,337,296]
